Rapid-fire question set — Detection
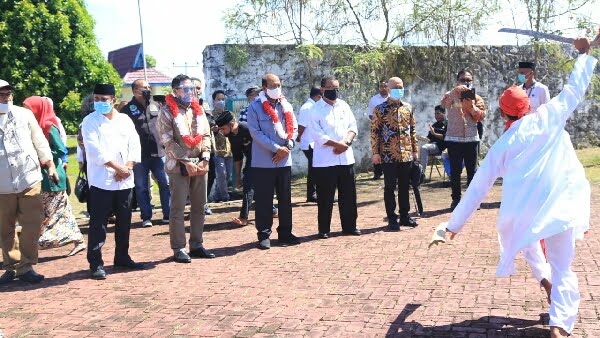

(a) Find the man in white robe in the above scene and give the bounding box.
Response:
[441,35,597,338]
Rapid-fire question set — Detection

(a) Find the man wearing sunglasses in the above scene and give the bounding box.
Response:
[121,79,171,228]
[441,69,486,211]
[0,80,58,285]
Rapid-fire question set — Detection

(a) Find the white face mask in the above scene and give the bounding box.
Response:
[0,101,12,114]
[266,87,282,100]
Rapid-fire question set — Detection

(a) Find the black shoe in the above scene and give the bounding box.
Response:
[90,266,107,280]
[0,270,16,285]
[342,229,361,236]
[114,260,145,270]
[205,205,213,215]
[318,232,329,239]
[400,216,418,227]
[388,220,400,231]
[257,238,271,250]
[278,234,300,245]
[306,196,318,203]
[450,199,460,211]
[189,246,216,259]
[18,270,45,283]
[174,250,192,263]
[372,174,382,180]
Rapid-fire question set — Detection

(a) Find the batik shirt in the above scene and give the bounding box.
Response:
[370,98,418,163]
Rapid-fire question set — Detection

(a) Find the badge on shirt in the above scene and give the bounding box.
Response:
[130,105,141,116]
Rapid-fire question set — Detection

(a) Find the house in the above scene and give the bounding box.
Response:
[107,43,172,102]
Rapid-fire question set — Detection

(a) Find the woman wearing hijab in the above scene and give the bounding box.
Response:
[23,96,86,256]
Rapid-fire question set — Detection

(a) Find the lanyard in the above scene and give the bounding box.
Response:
[522,82,536,98]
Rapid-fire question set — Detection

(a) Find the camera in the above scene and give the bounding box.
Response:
[461,88,476,100]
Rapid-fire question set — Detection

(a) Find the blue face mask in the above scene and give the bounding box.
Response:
[216,100,226,110]
[517,74,527,84]
[390,88,404,100]
[180,96,192,104]
[94,101,113,115]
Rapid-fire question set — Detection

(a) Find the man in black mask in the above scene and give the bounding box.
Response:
[121,79,171,227]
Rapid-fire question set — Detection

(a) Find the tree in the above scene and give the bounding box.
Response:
[0,0,122,133]
[145,54,157,68]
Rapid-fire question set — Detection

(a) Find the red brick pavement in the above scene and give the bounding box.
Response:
[1,176,599,337]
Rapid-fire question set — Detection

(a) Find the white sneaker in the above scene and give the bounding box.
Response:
[142,220,153,228]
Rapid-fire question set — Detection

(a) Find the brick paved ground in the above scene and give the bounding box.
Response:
[1,174,599,337]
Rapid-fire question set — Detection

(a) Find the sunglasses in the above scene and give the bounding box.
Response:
[0,92,13,99]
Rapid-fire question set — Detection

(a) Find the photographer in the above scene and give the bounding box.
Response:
[440,69,486,211]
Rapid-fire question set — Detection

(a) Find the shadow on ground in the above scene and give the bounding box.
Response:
[386,304,550,337]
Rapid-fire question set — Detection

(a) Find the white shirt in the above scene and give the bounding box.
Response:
[367,93,388,117]
[297,98,316,150]
[444,54,596,278]
[522,82,550,114]
[81,110,141,191]
[308,98,358,168]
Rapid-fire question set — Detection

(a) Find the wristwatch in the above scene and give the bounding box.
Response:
[201,156,210,162]
[345,139,353,146]
[286,140,294,150]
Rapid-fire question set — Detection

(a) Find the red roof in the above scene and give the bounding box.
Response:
[108,43,142,78]
[123,68,172,85]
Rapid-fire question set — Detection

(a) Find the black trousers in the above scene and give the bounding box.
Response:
[313,164,357,233]
[302,148,316,199]
[374,163,383,177]
[446,141,479,201]
[382,162,412,222]
[253,167,292,240]
[207,152,216,197]
[87,186,133,269]
[240,165,254,219]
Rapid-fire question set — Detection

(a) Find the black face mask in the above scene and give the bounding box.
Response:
[198,98,204,105]
[142,90,152,102]
[323,89,339,101]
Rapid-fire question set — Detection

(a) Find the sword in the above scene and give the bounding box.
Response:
[498,28,600,47]
[498,28,573,44]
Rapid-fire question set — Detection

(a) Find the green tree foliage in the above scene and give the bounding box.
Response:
[0,0,122,133]
[145,54,157,68]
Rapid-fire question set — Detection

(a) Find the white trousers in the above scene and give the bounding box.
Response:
[540,228,579,334]
[522,241,551,282]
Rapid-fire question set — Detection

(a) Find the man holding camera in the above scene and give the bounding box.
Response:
[441,69,486,211]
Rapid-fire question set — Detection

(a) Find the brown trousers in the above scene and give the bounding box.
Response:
[0,183,43,275]
[168,173,207,251]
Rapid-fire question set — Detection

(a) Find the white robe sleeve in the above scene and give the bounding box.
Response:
[445,144,505,234]
[536,54,597,135]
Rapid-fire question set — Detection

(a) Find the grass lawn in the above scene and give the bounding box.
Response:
[64,136,600,220]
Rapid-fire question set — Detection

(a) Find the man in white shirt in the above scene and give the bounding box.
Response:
[81,84,143,280]
[367,81,388,180]
[0,80,58,285]
[517,61,551,114]
[308,75,360,239]
[295,86,321,202]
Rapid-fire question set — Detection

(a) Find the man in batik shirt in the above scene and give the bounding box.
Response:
[371,77,418,230]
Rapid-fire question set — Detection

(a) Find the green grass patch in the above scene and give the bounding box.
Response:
[576,147,600,183]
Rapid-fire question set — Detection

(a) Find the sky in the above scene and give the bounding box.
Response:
[85,0,597,79]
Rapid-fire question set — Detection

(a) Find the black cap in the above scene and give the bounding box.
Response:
[518,61,535,70]
[214,110,234,127]
[245,86,260,97]
[93,84,116,96]
[153,95,166,103]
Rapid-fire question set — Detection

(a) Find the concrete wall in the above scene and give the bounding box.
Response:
[203,44,600,176]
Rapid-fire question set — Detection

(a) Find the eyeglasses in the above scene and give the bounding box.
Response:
[0,92,13,99]
[458,79,473,84]
[176,86,195,93]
